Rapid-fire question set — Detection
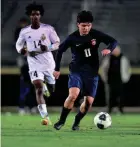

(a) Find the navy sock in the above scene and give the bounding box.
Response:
[59,107,71,123]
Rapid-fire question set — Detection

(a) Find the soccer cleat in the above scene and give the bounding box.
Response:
[43,83,50,97]
[72,124,80,131]
[41,117,52,126]
[54,121,64,130]
[43,90,50,97]
[41,118,49,126]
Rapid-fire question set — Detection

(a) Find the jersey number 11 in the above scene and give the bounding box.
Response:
[84,49,91,57]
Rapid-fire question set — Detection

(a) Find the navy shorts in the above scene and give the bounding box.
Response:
[68,72,99,98]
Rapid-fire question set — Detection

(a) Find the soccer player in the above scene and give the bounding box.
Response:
[16,3,60,125]
[53,10,118,130]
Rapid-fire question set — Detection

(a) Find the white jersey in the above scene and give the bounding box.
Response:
[16,23,60,72]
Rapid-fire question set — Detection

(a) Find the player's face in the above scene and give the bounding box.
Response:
[77,23,92,35]
[30,10,41,24]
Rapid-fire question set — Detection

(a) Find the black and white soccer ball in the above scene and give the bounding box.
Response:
[94,112,112,129]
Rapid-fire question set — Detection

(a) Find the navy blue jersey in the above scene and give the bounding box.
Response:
[55,29,118,75]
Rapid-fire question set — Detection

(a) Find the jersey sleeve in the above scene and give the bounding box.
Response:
[45,27,60,51]
[98,31,118,52]
[55,36,71,71]
[49,27,60,43]
[16,29,26,53]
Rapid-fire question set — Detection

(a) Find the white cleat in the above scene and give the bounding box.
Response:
[43,83,50,97]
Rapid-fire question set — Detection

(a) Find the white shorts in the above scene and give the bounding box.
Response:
[29,70,55,84]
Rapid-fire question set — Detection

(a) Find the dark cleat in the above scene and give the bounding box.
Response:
[54,121,64,130]
[72,124,80,131]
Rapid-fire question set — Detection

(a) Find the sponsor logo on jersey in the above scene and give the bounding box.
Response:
[91,39,96,46]
[41,34,46,41]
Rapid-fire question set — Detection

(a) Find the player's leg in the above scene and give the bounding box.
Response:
[72,75,99,130]
[72,96,94,130]
[29,71,50,125]
[54,73,82,130]
[54,87,80,130]
[43,70,56,98]
[41,71,56,124]
[43,82,51,97]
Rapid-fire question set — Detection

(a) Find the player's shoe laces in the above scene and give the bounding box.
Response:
[54,121,64,130]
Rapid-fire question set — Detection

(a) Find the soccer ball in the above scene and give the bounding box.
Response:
[94,112,112,129]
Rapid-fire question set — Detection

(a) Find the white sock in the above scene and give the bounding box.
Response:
[37,104,48,118]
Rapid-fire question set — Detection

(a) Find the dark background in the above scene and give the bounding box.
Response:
[2,74,140,106]
[1,0,140,108]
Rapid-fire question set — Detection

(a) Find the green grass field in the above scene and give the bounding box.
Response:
[1,113,140,147]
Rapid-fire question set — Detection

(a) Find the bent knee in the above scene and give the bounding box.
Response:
[68,93,79,102]
[86,96,94,106]
[33,80,43,95]
[33,80,43,88]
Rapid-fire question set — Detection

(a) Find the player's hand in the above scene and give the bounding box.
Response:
[41,44,48,51]
[101,49,111,56]
[21,48,28,56]
[53,71,60,79]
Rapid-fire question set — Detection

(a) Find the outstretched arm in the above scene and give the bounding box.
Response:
[98,31,118,56]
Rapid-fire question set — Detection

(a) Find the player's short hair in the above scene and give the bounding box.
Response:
[77,10,94,23]
[25,2,44,16]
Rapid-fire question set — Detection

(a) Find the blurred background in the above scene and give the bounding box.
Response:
[1,0,140,114]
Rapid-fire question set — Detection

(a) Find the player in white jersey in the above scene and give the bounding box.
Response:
[16,3,60,125]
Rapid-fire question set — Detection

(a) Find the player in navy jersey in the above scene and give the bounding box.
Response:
[53,10,118,130]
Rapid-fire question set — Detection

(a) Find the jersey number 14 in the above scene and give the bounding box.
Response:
[34,40,41,48]
[84,49,91,57]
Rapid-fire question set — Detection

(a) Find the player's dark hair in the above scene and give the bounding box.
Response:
[77,10,94,23]
[25,2,44,16]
